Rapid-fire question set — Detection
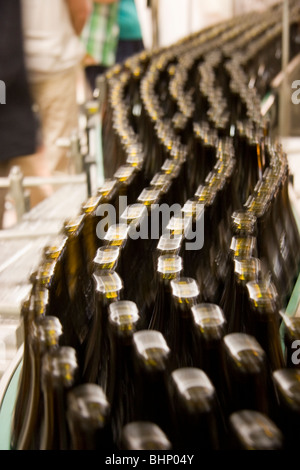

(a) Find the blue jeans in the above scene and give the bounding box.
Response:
[116,39,144,64]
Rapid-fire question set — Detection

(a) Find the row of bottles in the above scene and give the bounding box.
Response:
[11,272,300,450]
[10,1,300,451]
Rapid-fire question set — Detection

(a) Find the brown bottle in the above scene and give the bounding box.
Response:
[168,277,200,370]
[17,316,63,450]
[222,333,271,417]
[81,270,123,388]
[121,422,172,450]
[148,254,183,332]
[280,313,300,369]
[169,368,222,450]
[229,257,262,334]
[191,303,227,390]
[62,215,88,349]
[246,280,285,371]
[229,410,284,450]
[10,295,35,450]
[81,195,103,272]
[106,300,140,445]
[67,384,114,450]
[272,368,300,448]
[40,346,78,450]
[132,330,171,437]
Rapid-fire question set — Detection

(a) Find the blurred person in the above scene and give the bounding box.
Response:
[116,0,144,63]
[0,0,44,229]
[81,0,120,93]
[21,0,91,174]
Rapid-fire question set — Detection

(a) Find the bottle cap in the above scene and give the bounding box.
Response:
[171,278,200,303]
[126,150,145,169]
[231,210,257,235]
[104,224,129,247]
[150,172,172,194]
[120,204,147,226]
[44,235,68,260]
[93,246,120,270]
[114,164,136,184]
[34,287,50,317]
[33,315,63,347]
[191,303,226,340]
[64,215,85,236]
[68,383,110,426]
[280,313,300,340]
[272,369,300,412]
[93,270,123,299]
[137,187,161,206]
[195,185,217,207]
[133,330,170,369]
[42,346,78,386]
[36,260,57,288]
[246,280,278,314]
[81,196,102,214]
[171,368,216,412]
[166,216,192,236]
[229,410,283,450]
[122,422,171,450]
[108,301,140,331]
[181,198,205,220]
[97,178,118,198]
[234,257,261,284]
[157,233,183,254]
[157,255,183,278]
[161,159,181,178]
[230,236,257,259]
[223,333,266,374]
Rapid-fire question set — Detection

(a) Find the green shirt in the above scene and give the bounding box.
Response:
[118,0,142,40]
[81,3,119,67]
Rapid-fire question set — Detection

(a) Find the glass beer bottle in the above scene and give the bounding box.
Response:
[40,346,78,450]
[272,368,300,448]
[148,254,183,332]
[222,332,271,417]
[168,277,200,370]
[81,270,123,388]
[67,383,114,450]
[121,422,172,450]
[246,280,285,371]
[280,312,300,369]
[106,300,140,445]
[17,316,63,450]
[169,367,222,450]
[229,410,284,450]
[132,330,171,436]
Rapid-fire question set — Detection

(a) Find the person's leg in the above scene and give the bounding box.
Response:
[85,65,107,93]
[116,39,144,64]
[30,66,79,175]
